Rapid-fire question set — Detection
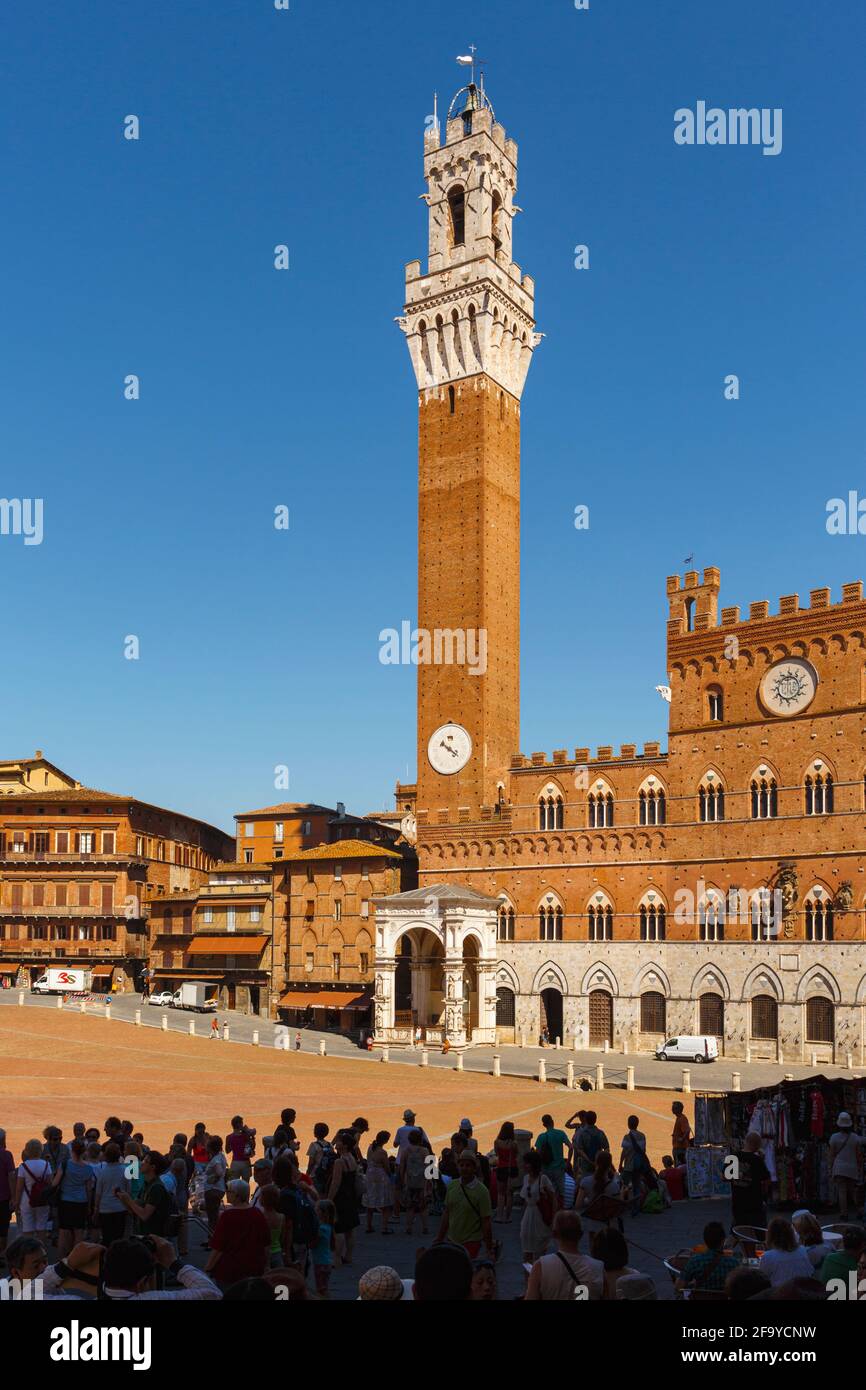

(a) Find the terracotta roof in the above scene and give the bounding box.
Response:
[0,785,233,842]
[234,802,336,819]
[289,838,402,862]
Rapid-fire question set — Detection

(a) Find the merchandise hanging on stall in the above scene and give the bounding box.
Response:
[693,1071,866,1210]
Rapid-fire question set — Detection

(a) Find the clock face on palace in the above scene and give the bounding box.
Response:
[759,658,819,717]
[427,723,472,775]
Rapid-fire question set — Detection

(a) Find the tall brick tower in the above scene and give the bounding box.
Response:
[398,75,540,829]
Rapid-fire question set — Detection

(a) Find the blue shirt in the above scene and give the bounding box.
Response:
[60,1160,93,1203]
[312,1221,333,1266]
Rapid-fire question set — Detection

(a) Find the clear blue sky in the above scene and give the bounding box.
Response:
[3,1,865,834]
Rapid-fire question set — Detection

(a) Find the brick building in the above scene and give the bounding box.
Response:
[370,76,866,1063]
[147,862,286,1017]
[0,756,234,993]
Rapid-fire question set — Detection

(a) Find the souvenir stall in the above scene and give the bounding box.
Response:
[693,1072,866,1210]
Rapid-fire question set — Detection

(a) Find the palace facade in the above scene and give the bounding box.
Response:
[370,76,866,1064]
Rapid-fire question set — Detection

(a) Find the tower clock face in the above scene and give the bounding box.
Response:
[427,723,472,775]
[759,658,818,717]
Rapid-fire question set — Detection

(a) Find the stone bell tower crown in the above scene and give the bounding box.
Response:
[398,79,540,398]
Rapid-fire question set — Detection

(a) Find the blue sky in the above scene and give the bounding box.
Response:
[3,1,865,834]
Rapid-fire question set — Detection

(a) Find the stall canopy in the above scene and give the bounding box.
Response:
[279,989,370,1010]
[0,964,21,974]
[186,936,267,956]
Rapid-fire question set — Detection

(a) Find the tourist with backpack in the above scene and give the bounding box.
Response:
[14,1140,53,1237]
[619,1115,651,1216]
[306,1122,334,1191]
[273,1153,319,1267]
[573,1111,609,1178]
[534,1113,571,1200]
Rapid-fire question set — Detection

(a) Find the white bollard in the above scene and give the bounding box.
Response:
[573,1032,580,1051]
[105,1003,111,1020]
[520,1031,526,1049]
[382,1046,389,1063]
[603,1039,609,1054]
[846,1052,853,1070]
[784,1073,793,1082]
[222,1023,229,1041]
[744,1045,751,1064]
[595,1063,604,1091]
[80,1002,86,1014]
[810,1051,817,1068]
[555,1037,561,1050]
[626,1065,635,1092]
[420,1048,429,1067]
[188,1019,195,1036]
[161,1015,168,1031]
[18,990,24,1006]
[493,1054,501,1078]
[682,1068,691,1094]
[455,1052,463,1072]
[252,1030,259,1047]
[319,1038,326,1057]
[57,996,63,1009]
[134,1009,141,1026]
[538,1058,546,1083]
[566,1060,574,1089]
[732,1072,741,1092]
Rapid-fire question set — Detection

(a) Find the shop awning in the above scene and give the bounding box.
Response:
[279,988,371,1009]
[187,936,267,956]
[0,964,20,974]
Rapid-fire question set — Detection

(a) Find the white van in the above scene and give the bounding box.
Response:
[655,1035,718,1063]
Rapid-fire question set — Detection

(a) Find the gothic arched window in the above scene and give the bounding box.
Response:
[750,777,778,819]
[805,893,834,942]
[805,773,833,815]
[639,788,666,826]
[587,903,613,941]
[497,904,515,942]
[588,792,614,828]
[538,905,563,941]
[698,779,725,822]
[639,903,666,941]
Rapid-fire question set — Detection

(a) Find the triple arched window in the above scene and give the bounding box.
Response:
[639,788,666,825]
[538,904,564,941]
[587,903,614,941]
[750,777,778,819]
[698,778,725,822]
[805,773,833,815]
[639,903,666,941]
[805,892,834,942]
[538,794,564,830]
[588,792,614,828]
[497,904,516,942]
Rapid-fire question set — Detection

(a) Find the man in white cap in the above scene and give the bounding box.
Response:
[828,1111,864,1221]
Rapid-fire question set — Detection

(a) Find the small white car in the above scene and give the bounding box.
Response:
[147,990,175,1007]
[655,1035,719,1063]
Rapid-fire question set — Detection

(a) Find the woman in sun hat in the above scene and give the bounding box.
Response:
[828,1112,864,1221]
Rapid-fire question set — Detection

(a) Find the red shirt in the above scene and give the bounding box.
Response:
[210,1206,270,1285]
[225,1131,253,1162]
[659,1165,686,1201]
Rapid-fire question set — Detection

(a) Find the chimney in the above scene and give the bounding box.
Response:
[336,802,346,817]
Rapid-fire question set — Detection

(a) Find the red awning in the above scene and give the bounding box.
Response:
[279,988,370,1009]
[187,936,266,956]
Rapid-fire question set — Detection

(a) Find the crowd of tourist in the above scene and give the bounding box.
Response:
[0,1100,863,1301]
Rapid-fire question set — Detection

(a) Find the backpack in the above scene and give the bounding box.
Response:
[537,1180,557,1229]
[312,1142,336,1195]
[22,1161,53,1208]
[290,1185,320,1247]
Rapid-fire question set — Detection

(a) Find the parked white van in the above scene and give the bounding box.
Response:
[655,1035,718,1063]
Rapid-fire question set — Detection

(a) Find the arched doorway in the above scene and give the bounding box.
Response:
[540,987,563,1044]
[496,986,515,1044]
[394,927,445,1033]
[395,937,413,1016]
[588,990,613,1047]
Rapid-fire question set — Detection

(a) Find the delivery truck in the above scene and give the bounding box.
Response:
[32,968,93,995]
[172,982,218,1012]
